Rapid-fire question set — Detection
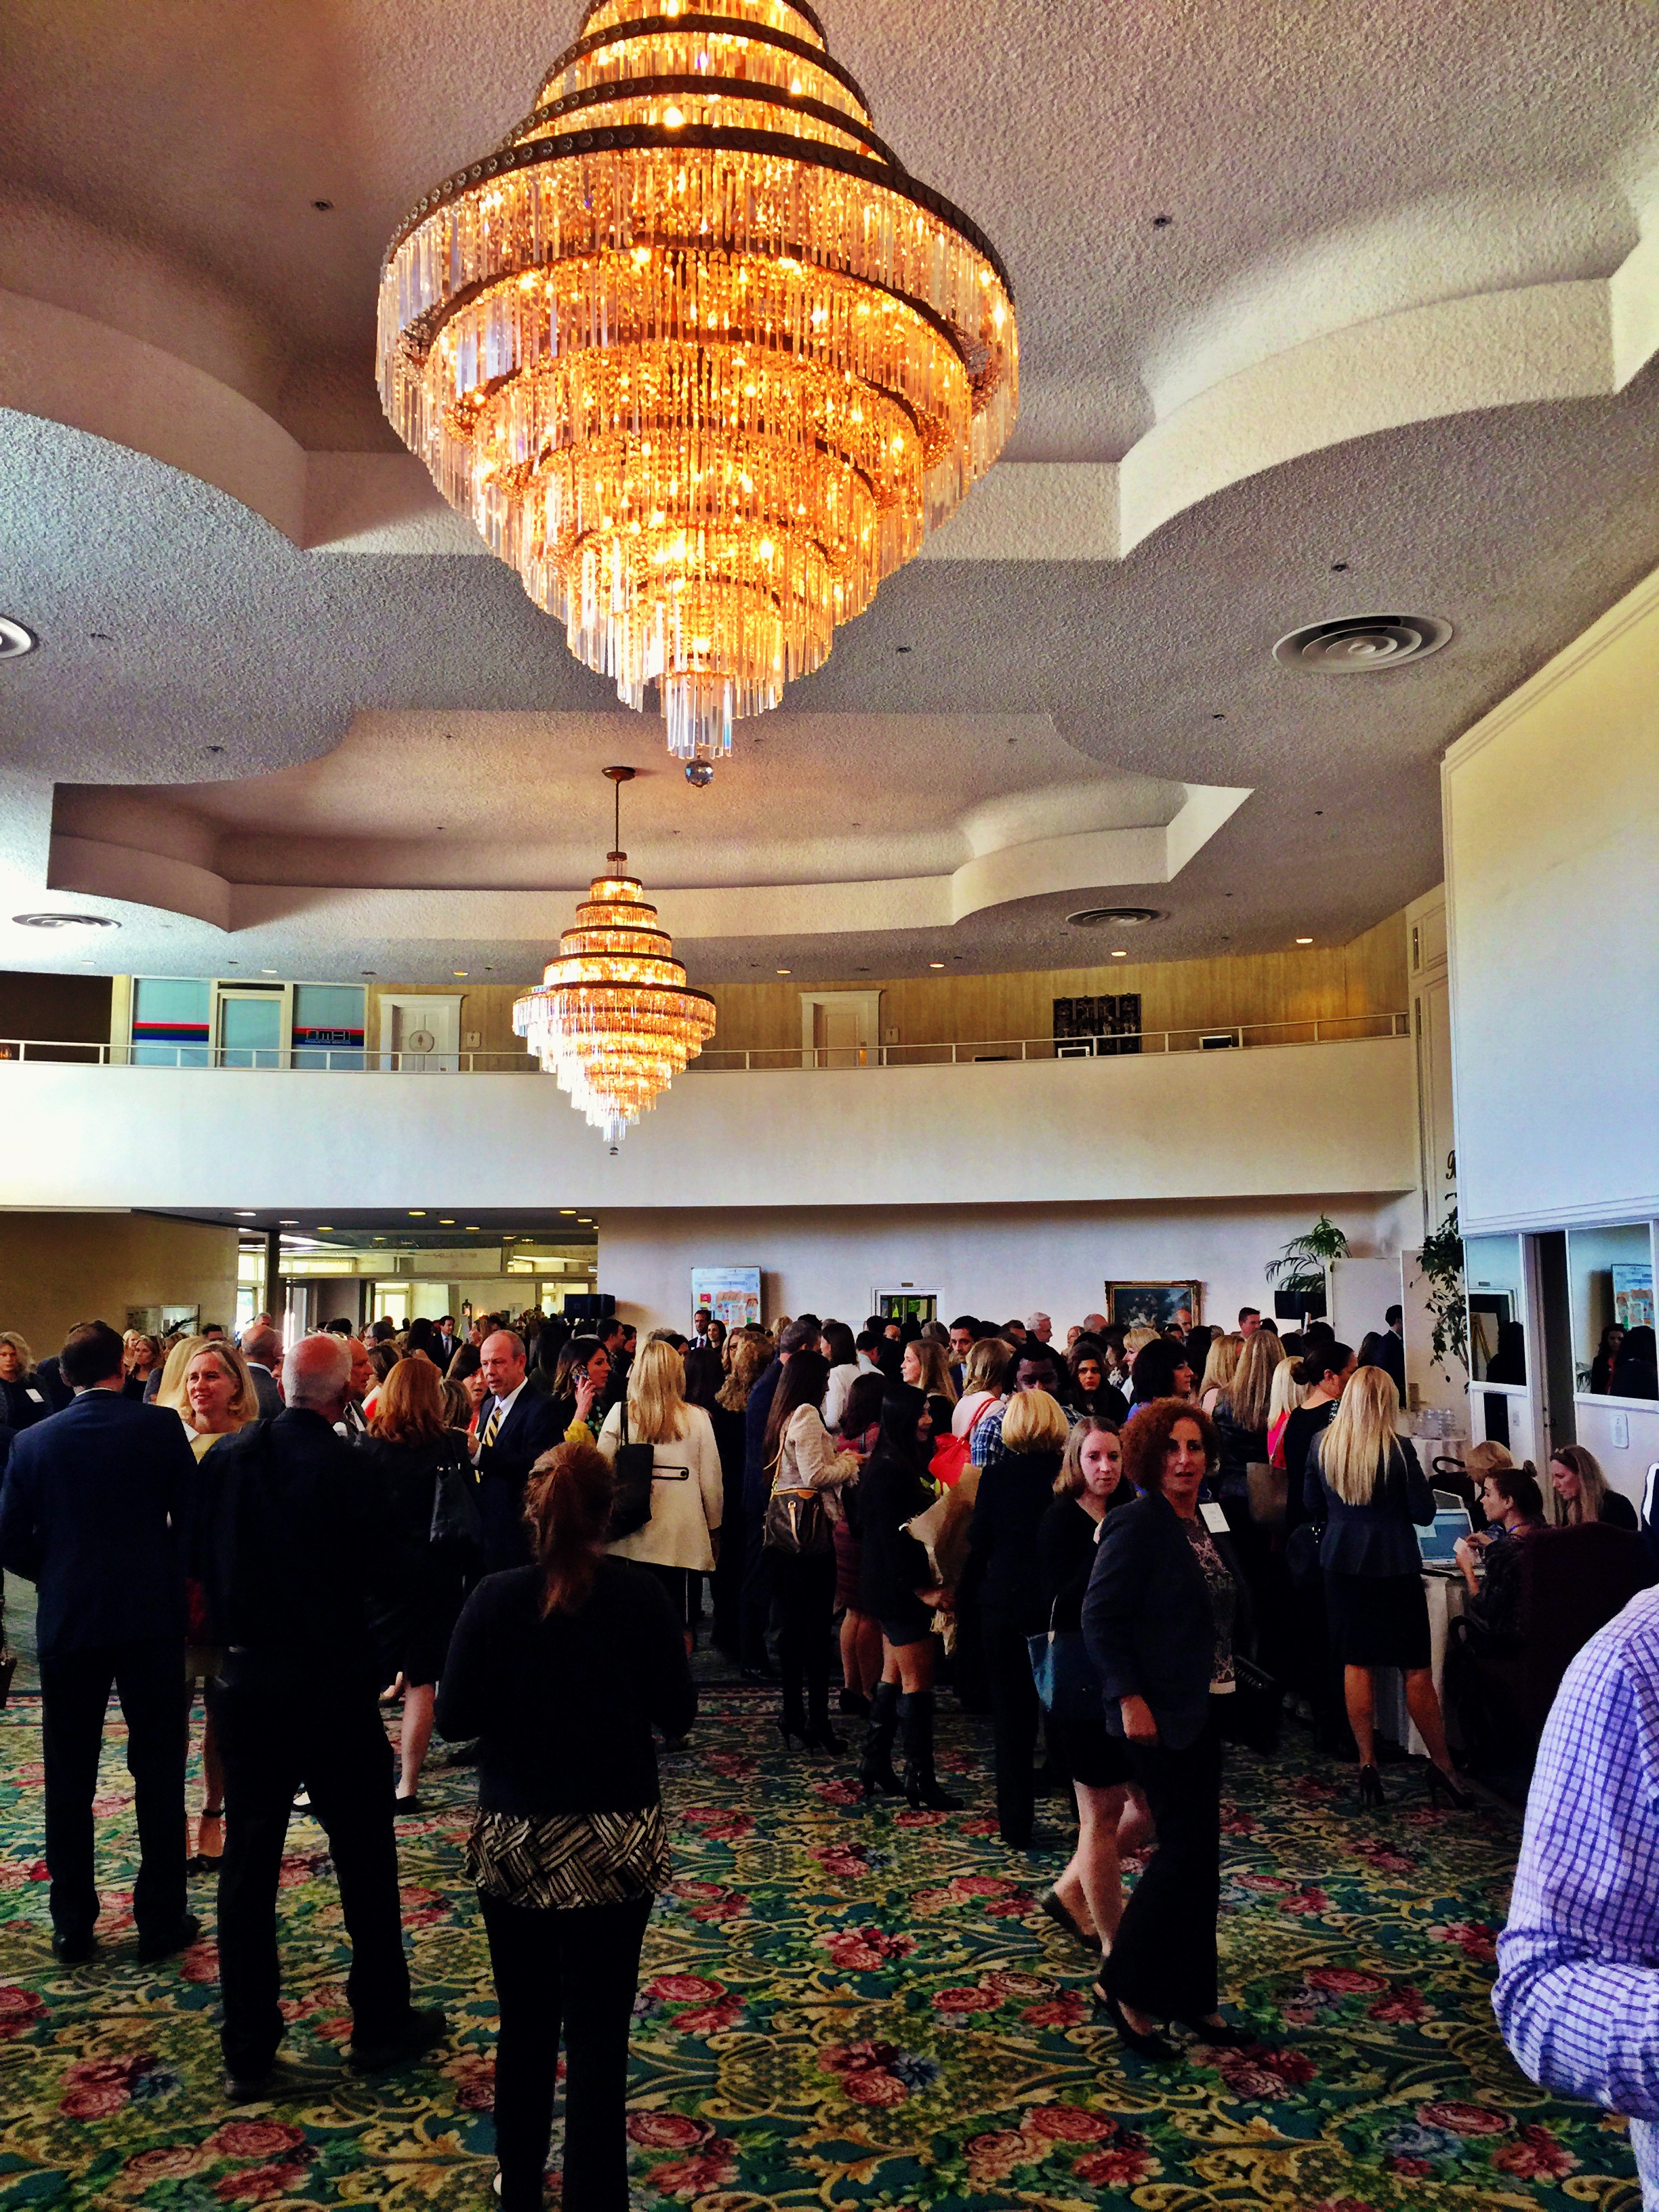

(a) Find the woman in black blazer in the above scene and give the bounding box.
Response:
[960,1386,1070,1847]
[437,1439,695,2212]
[1082,1397,1254,2062]
[1303,1364,1465,1808]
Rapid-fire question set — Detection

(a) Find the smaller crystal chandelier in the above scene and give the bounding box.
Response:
[514,766,716,1143]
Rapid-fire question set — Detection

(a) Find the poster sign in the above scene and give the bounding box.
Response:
[692,1267,762,1331]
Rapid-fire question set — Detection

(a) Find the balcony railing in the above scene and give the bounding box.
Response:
[0,1010,1408,1074]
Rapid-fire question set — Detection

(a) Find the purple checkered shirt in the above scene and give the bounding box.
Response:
[1494,1587,1659,2202]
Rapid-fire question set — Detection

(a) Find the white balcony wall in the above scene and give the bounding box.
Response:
[0,1036,1416,1214]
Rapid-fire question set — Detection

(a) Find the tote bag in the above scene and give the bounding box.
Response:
[1025,1601,1103,1723]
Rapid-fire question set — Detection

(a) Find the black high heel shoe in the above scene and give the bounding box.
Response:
[1093,1986,1181,2064]
[776,1718,805,1752]
[802,1722,845,1755]
[1357,1763,1386,1809]
[1177,2013,1257,2049]
[1425,1763,1474,1810]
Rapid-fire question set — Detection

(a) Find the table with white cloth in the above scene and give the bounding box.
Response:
[1372,1572,1469,1754]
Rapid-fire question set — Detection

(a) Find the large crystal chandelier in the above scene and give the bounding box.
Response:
[378,0,1018,763]
[514,767,717,1143]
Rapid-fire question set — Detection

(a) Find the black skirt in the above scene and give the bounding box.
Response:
[1050,1711,1134,1790]
[1325,1569,1431,1669]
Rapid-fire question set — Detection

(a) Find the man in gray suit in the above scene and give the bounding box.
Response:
[239,1324,283,1418]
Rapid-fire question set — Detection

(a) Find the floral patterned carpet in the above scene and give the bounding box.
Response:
[0,1675,1637,2210]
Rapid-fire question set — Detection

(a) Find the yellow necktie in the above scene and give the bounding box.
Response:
[483,1405,501,1450]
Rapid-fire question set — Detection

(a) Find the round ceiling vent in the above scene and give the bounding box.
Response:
[1273,614,1452,672]
[1067,905,1162,928]
[0,617,39,660]
[10,911,119,929]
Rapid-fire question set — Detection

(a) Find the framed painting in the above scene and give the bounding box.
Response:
[1105,1281,1202,1332]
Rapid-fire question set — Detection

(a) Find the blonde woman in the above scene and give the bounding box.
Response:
[0,1330,49,1432]
[123,1330,163,1401]
[1547,1444,1637,1531]
[962,1386,1072,1845]
[176,1336,260,1872]
[951,1338,1010,1437]
[1199,1332,1244,1416]
[1303,1365,1467,1808]
[901,1336,958,1405]
[597,1339,723,1660]
[1211,1328,1286,1511]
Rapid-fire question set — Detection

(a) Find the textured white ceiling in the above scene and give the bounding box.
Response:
[2,1,1659,985]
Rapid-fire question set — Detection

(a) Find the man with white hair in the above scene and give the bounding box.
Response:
[196,1332,445,2099]
[1025,1311,1053,1346]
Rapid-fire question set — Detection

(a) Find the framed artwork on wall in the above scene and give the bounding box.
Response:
[1105,1281,1202,1332]
[691,1266,762,1331]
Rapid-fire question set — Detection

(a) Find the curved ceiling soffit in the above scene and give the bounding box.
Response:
[46,787,1252,943]
[4,216,1659,562]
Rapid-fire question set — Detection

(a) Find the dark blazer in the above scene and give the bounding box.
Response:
[0,1374,54,1432]
[743,1358,784,1515]
[0,1389,198,1660]
[1280,1400,1334,1533]
[193,1407,393,1679]
[1303,1434,1434,1576]
[1083,1489,1247,1750]
[245,1364,283,1420]
[1374,1329,1406,1397]
[855,1448,935,1618]
[961,1448,1065,1629]
[475,1385,569,1572]
[436,1559,696,1816]
[1037,1494,1112,1631]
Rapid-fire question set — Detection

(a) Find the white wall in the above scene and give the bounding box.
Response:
[1572,1395,1659,1513]
[0,1035,1415,1213]
[597,1195,1420,1338]
[1443,564,1659,1233]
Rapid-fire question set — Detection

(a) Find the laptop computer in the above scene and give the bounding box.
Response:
[1418,1500,1473,1572]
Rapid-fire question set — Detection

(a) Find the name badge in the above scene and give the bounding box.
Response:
[1200,1502,1230,1535]
[25,1389,44,1404]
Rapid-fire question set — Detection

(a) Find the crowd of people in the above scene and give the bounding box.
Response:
[0,1294,1647,2207]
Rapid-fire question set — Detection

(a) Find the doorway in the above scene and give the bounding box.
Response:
[799,989,881,1069]
[380,995,462,1071]
[218,987,285,1069]
[875,1290,938,1324]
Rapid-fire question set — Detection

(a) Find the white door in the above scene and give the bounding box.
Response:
[382,996,462,1071]
[800,989,881,1069]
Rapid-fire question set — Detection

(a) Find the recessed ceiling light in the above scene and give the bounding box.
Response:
[279,1218,298,1225]
[928,961,945,969]
[12,910,118,929]
[0,617,38,659]
[466,1225,480,1231]
[316,1224,333,1231]
[235,1210,257,1218]
[1151,213,1173,227]
[560,1208,576,1215]
[1111,949,1128,959]
[312,198,334,211]
[776,967,790,975]
[453,970,468,977]
[440,1217,455,1224]
[1274,614,1451,671]
[409,1209,426,1216]
[260,968,278,975]
[1296,937,1314,945]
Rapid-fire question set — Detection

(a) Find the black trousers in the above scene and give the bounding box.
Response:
[739,1500,773,1669]
[481,1890,652,2212]
[981,1614,1041,1843]
[771,1547,837,1725]
[209,1668,411,2076]
[39,1637,186,1943]
[1106,1709,1225,2021]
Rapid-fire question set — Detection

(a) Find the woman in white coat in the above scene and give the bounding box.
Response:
[596,1338,723,1658]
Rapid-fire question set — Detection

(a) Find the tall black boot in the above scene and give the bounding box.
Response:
[803,1671,844,1755]
[899,1691,963,1811]
[859,1681,901,1796]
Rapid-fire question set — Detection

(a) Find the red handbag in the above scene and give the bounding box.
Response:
[929,1396,998,1488]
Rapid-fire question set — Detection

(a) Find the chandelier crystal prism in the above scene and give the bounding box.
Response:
[513,767,716,1143]
[377,0,1019,761]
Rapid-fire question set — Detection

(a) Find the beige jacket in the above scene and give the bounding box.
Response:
[598,1399,724,1573]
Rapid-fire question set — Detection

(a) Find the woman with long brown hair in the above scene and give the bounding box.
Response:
[437,1441,695,2212]
[710,1333,771,1659]
[762,1346,853,1750]
[358,1354,478,1809]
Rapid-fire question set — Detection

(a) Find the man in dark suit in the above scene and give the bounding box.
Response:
[474,1329,569,1573]
[1376,1305,1408,1397]
[0,1319,199,1963]
[238,1323,284,1418]
[197,1332,444,2097]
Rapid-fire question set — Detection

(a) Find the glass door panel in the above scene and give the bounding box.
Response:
[219,991,284,1069]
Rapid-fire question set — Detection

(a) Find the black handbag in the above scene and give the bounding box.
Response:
[429,1437,484,1551]
[1223,1652,1284,1756]
[607,1405,657,1541]
[1025,1603,1102,1722]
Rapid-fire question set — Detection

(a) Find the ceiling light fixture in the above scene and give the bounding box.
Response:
[409,1209,427,1216]
[377,0,1019,768]
[316,1225,333,1231]
[1296,936,1314,945]
[928,961,945,968]
[513,765,716,1145]
[0,617,39,659]
[1067,905,1162,929]
[235,1210,257,1218]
